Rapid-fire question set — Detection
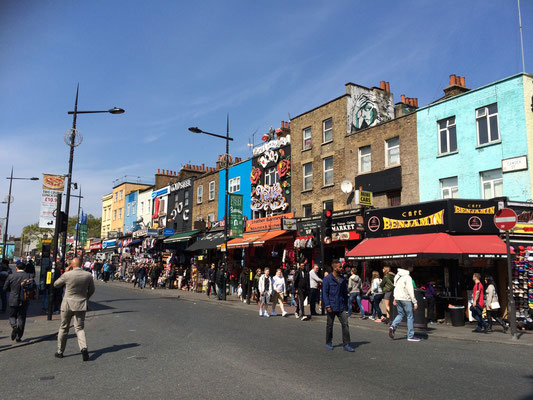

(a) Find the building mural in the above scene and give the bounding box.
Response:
[166,178,193,232]
[346,85,394,133]
[251,125,291,219]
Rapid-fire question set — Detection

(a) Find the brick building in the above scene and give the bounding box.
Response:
[192,168,219,227]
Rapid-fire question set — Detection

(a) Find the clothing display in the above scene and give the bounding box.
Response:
[512,251,533,321]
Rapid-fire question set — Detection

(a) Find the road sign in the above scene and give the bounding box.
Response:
[494,208,517,231]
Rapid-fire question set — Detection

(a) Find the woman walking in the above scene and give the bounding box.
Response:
[366,270,383,321]
[347,268,366,319]
[380,265,395,324]
[485,276,508,333]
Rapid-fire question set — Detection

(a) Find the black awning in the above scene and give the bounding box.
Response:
[185,232,226,252]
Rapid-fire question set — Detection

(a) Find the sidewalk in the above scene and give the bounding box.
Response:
[0,299,60,352]
[101,279,533,347]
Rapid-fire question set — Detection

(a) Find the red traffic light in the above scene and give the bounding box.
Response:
[325,209,333,218]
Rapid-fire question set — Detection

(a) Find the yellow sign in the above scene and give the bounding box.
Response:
[454,206,495,215]
[42,239,52,244]
[356,190,373,206]
[46,271,52,284]
[383,210,445,230]
[220,243,226,252]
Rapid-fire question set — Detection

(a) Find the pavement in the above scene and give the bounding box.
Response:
[1,282,532,400]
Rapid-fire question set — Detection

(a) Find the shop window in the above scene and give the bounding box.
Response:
[359,146,371,173]
[480,169,503,199]
[303,162,313,191]
[197,185,203,204]
[323,200,333,211]
[209,181,215,201]
[440,177,458,199]
[438,117,457,154]
[323,156,334,186]
[387,191,401,207]
[229,177,241,193]
[303,127,312,150]
[477,103,499,145]
[265,167,279,186]
[323,118,333,143]
[184,190,189,206]
[385,137,400,167]
[303,204,312,217]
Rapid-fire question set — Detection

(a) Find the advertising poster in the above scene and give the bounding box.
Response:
[229,194,243,238]
[38,174,65,229]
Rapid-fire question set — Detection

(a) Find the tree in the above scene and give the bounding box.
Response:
[21,223,53,252]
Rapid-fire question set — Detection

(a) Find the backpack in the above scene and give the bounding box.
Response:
[20,277,37,303]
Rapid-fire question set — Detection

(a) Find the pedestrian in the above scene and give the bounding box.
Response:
[240,267,249,302]
[137,264,147,289]
[271,268,288,317]
[470,273,489,333]
[380,265,395,324]
[253,268,261,302]
[294,263,310,320]
[0,259,12,313]
[53,258,95,361]
[177,264,184,290]
[323,260,354,352]
[365,270,383,321]
[389,267,420,342]
[309,264,322,316]
[258,267,273,317]
[207,263,217,297]
[484,276,507,333]
[215,266,225,300]
[24,259,36,275]
[3,261,35,342]
[287,269,297,306]
[150,264,161,290]
[347,267,366,319]
[425,280,437,325]
[103,262,111,282]
[168,263,177,289]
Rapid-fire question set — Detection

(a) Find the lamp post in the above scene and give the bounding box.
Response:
[189,116,233,300]
[2,167,39,260]
[61,85,124,263]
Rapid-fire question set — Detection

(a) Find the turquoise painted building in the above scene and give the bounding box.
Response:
[417,73,533,202]
[218,159,252,219]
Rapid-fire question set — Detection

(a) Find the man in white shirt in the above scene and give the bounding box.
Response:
[309,264,323,316]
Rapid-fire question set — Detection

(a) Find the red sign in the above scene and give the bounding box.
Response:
[494,208,517,231]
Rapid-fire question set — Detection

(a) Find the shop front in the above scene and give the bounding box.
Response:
[185,229,226,273]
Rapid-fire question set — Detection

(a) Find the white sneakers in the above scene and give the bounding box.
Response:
[263,312,270,318]
[282,311,288,317]
[259,310,263,317]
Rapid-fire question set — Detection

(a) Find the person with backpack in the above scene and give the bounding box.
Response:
[0,259,13,313]
[3,261,35,342]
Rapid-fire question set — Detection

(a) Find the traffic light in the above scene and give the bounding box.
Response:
[322,207,333,243]
[58,211,68,233]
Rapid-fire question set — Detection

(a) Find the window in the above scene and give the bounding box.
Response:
[118,208,122,219]
[265,167,279,186]
[323,200,333,211]
[359,146,371,173]
[323,156,334,186]
[120,190,123,200]
[197,185,203,203]
[114,193,118,202]
[323,118,333,143]
[303,127,312,150]
[440,177,458,199]
[385,137,400,166]
[132,202,136,215]
[159,198,166,215]
[184,191,189,206]
[127,203,130,216]
[387,191,401,207]
[207,213,215,223]
[481,169,503,199]
[438,117,457,154]
[147,199,151,214]
[229,177,240,193]
[477,104,499,145]
[209,181,215,201]
[303,204,312,217]
[303,163,313,191]
[140,201,144,214]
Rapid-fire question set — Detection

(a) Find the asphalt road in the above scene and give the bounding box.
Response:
[1,283,532,400]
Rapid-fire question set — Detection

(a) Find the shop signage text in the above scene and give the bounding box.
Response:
[229,194,244,238]
[502,155,528,173]
[170,179,192,192]
[246,213,293,232]
[151,187,169,198]
[252,135,290,156]
[251,183,289,212]
[355,190,373,206]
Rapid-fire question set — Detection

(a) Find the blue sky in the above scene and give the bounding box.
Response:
[1,0,531,236]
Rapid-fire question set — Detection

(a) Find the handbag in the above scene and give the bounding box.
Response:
[490,301,500,310]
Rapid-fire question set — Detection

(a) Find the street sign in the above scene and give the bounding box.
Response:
[355,190,373,206]
[494,208,517,231]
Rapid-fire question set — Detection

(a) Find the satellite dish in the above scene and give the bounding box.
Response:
[341,180,353,194]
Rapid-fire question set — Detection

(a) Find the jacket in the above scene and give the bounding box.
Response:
[347,274,362,294]
[486,284,498,309]
[322,273,348,312]
[393,269,417,306]
[381,272,395,293]
[208,268,216,282]
[53,268,95,312]
[293,269,310,292]
[0,265,12,286]
[309,269,322,289]
[3,270,33,307]
[215,269,225,286]
[258,274,273,295]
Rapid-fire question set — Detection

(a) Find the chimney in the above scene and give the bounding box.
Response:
[385,82,390,93]
[443,74,469,99]
[157,169,160,174]
[380,81,386,91]
[401,94,406,103]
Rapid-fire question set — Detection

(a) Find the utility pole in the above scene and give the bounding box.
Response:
[47,192,62,320]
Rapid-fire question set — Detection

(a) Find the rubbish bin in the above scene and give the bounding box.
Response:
[448,305,465,327]
[390,289,428,329]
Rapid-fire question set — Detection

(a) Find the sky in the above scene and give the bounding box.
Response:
[0,0,531,237]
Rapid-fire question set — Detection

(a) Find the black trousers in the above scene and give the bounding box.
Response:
[207,282,217,297]
[296,290,308,317]
[427,296,436,322]
[310,288,319,315]
[326,310,351,346]
[487,309,506,330]
[9,302,29,338]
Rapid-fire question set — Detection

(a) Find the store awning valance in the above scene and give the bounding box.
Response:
[225,232,267,248]
[164,230,201,243]
[185,232,226,252]
[346,233,509,260]
[128,239,142,247]
[252,230,293,245]
[224,230,292,248]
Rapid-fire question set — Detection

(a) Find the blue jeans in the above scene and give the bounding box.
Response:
[347,292,365,317]
[392,300,415,339]
[138,277,145,288]
[471,305,488,330]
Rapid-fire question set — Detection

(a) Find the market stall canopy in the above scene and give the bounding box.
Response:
[346,233,510,260]
[185,232,226,251]
[163,230,201,244]
[252,230,293,245]
[223,230,292,248]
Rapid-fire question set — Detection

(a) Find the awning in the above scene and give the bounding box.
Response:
[99,247,117,254]
[128,239,142,247]
[185,232,226,252]
[163,230,201,243]
[252,230,293,245]
[346,233,509,260]
[226,232,266,248]
[225,230,292,248]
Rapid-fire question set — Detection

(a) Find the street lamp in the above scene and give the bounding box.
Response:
[2,167,39,260]
[61,85,124,263]
[188,116,234,300]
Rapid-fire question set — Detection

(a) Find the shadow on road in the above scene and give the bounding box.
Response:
[518,375,533,400]
[99,298,160,303]
[89,343,141,361]
[333,341,370,349]
[88,301,115,311]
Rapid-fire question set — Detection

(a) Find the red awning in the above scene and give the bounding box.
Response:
[345,233,509,260]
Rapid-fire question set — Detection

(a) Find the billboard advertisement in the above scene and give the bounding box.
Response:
[38,174,65,229]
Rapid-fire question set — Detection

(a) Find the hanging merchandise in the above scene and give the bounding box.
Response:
[513,247,533,329]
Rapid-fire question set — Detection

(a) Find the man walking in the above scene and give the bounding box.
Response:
[3,261,34,342]
[470,273,489,333]
[294,263,310,320]
[258,267,273,317]
[0,259,12,313]
[309,264,322,316]
[207,263,216,297]
[389,267,420,342]
[53,258,95,361]
[323,260,354,352]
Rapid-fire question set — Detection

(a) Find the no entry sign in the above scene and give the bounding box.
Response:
[493,208,517,231]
